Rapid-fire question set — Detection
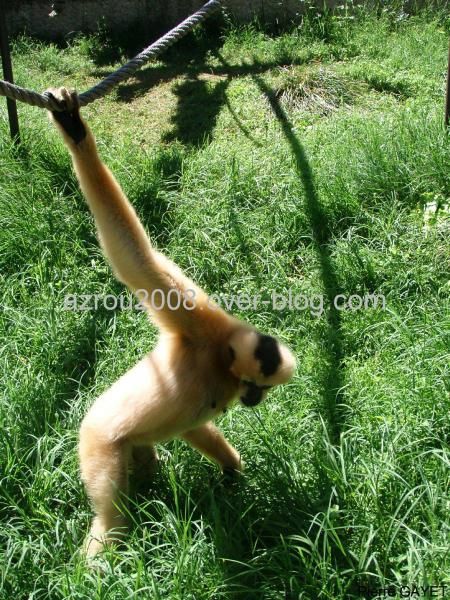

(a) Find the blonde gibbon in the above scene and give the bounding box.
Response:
[47,87,296,558]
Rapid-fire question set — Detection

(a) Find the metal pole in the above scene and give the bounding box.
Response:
[445,41,450,129]
[0,0,20,143]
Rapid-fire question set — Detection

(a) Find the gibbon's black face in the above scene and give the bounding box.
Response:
[228,330,295,408]
[239,335,279,406]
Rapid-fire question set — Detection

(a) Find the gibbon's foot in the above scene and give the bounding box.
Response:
[83,534,108,560]
[131,445,160,476]
[46,87,87,144]
[222,456,244,478]
[222,466,240,477]
[221,465,244,489]
[83,516,127,558]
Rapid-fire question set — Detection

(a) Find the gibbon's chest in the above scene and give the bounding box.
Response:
[171,340,239,421]
[202,375,238,416]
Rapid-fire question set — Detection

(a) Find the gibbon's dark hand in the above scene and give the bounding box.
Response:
[46,87,87,145]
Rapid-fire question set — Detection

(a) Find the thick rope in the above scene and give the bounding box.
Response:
[0,0,223,111]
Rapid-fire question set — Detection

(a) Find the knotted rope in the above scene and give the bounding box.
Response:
[0,0,223,111]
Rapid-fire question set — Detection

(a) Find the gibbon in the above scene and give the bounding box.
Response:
[47,87,296,558]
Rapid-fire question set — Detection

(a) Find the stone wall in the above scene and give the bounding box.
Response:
[5,0,335,39]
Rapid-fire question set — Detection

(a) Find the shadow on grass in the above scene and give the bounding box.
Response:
[163,75,229,146]
[90,38,309,147]
[131,457,317,598]
[130,145,184,248]
[145,65,353,597]
[227,205,265,289]
[131,431,356,599]
[252,72,346,445]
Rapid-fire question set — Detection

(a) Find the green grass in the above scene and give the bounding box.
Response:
[1,6,449,599]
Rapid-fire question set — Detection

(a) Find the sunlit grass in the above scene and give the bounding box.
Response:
[0,6,449,599]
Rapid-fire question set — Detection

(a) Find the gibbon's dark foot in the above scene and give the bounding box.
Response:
[46,87,86,144]
[131,445,160,476]
[221,465,243,488]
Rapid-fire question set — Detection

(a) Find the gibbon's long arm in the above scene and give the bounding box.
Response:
[47,89,211,335]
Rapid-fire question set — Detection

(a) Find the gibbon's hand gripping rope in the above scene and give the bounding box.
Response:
[0,0,223,111]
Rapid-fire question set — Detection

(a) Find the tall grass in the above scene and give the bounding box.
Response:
[0,6,449,599]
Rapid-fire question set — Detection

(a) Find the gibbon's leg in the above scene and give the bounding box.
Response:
[79,424,129,557]
[181,422,242,472]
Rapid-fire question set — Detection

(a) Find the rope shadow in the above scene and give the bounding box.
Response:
[227,203,265,289]
[103,56,304,104]
[252,74,346,445]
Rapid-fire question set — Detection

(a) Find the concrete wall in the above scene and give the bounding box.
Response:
[5,0,335,39]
